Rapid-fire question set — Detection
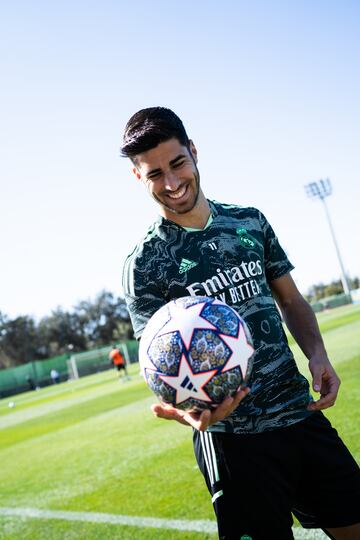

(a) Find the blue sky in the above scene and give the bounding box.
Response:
[1,0,359,319]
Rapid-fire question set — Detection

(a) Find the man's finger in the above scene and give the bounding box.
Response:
[151,403,190,425]
[307,394,336,411]
[311,370,322,392]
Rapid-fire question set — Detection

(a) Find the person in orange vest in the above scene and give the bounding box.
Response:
[109,346,128,378]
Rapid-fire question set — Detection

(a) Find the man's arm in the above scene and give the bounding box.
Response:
[270,273,340,411]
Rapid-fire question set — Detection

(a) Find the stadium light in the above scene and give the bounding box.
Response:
[304,179,350,296]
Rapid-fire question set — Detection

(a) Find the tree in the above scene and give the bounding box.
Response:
[75,290,133,346]
[37,308,88,358]
[0,314,38,366]
[306,276,359,303]
[0,291,133,367]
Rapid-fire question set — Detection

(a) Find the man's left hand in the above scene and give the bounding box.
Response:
[307,355,340,411]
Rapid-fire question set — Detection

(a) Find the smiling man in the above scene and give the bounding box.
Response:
[121,107,360,540]
[138,138,201,213]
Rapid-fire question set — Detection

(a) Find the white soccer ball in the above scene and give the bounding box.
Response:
[139,296,254,412]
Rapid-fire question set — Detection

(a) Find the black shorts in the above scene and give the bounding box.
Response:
[116,364,125,371]
[193,412,360,540]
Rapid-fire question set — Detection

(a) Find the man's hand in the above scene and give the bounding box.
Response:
[307,354,340,411]
[151,386,250,431]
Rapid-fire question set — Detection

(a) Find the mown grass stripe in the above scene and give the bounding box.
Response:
[0,507,216,534]
[0,384,151,450]
[0,508,328,538]
[286,304,360,345]
[0,377,146,430]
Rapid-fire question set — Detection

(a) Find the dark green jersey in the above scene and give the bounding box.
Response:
[123,201,312,434]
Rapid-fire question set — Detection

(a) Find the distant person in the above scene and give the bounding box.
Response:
[25,375,36,391]
[50,369,60,384]
[109,346,128,379]
[121,107,360,539]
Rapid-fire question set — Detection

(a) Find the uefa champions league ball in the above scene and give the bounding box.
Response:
[139,296,254,412]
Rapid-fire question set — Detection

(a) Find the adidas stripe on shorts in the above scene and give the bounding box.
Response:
[193,412,360,540]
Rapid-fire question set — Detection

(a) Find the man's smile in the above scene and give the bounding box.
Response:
[166,184,188,200]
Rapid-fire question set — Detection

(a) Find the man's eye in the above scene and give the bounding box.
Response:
[173,160,185,168]
[148,172,161,180]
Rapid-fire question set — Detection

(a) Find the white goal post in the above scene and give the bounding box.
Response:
[67,342,135,380]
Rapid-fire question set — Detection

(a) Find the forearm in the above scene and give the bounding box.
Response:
[271,274,340,409]
[279,295,327,360]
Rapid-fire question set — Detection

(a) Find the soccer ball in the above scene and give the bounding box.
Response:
[139,296,254,412]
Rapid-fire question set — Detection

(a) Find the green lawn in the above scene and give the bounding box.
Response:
[0,303,359,539]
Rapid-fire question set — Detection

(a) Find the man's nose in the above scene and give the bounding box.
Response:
[163,171,181,191]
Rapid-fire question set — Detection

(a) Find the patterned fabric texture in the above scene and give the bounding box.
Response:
[122,201,312,434]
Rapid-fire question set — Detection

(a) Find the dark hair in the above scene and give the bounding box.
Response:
[121,107,190,159]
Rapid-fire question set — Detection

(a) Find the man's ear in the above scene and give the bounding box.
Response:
[132,167,141,180]
[189,140,198,163]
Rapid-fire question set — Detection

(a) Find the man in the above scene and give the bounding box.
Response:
[50,368,60,384]
[109,345,128,378]
[121,107,360,539]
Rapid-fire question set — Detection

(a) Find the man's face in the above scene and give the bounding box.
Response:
[133,138,200,217]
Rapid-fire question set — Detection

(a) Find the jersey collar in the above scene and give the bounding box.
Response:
[156,199,219,231]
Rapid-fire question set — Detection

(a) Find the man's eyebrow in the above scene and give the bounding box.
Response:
[169,153,187,166]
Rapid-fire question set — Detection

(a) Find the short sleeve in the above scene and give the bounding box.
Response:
[122,254,167,340]
[258,211,294,282]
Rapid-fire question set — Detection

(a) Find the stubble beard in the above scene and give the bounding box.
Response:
[154,165,201,216]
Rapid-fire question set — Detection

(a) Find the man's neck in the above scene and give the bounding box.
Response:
[160,191,211,229]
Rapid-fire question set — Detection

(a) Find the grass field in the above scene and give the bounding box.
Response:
[0,303,359,539]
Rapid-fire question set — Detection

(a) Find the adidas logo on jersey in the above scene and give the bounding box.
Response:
[179,258,198,274]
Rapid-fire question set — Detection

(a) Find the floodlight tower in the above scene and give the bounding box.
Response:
[304,178,350,296]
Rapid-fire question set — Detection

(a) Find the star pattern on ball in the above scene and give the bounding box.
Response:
[156,301,217,349]
[220,323,254,379]
[158,354,217,405]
